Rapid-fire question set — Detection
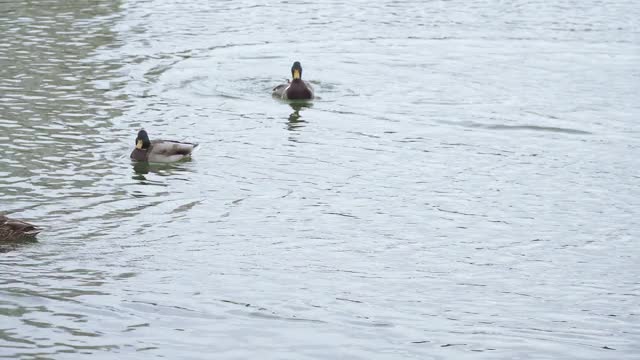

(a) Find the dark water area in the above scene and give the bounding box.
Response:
[1,0,638,358]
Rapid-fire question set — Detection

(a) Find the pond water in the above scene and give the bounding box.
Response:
[1,0,638,359]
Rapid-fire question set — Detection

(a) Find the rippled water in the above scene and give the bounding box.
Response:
[1,0,639,358]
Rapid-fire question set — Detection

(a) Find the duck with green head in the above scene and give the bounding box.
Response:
[0,215,40,241]
[272,61,314,100]
[130,129,198,163]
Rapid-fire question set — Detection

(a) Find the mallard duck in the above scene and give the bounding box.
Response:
[130,129,198,163]
[272,61,314,100]
[0,215,40,241]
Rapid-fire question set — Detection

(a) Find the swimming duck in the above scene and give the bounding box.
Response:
[0,215,40,241]
[130,129,198,163]
[272,61,314,100]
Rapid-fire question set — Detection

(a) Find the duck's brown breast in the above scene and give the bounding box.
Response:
[285,80,313,100]
[130,148,149,161]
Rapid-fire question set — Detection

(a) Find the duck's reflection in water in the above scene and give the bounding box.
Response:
[0,237,38,253]
[131,160,193,184]
[132,161,151,177]
[287,101,313,132]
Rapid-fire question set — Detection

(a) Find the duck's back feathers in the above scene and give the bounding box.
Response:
[147,140,198,163]
[0,215,40,241]
[272,83,288,98]
[130,139,198,163]
[151,140,197,155]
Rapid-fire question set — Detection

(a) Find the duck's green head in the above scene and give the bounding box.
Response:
[291,61,302,80]
[135,129,151,150]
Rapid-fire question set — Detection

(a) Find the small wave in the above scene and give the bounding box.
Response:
[439,120,591,135]
[486,124,592,135]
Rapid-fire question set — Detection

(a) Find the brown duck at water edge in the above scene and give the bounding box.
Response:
[0,215,40,241]
[130,129,198,163]
[272,61,314,100]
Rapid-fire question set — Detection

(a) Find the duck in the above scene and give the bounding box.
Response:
[272,61,314,100]
[0,215,40,241]
[130,129,198,163]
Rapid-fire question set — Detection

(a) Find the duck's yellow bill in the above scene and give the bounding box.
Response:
[293,69,301,79]
[136,139,143,149]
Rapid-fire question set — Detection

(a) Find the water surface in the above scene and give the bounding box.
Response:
[1,0,639,359]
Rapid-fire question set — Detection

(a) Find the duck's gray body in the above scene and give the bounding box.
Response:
[0,215,40,241]
[130,140,198,163]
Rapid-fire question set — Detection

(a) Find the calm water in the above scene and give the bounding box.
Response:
[1,0,639,358]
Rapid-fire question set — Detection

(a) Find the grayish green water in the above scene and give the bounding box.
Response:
[1,1,639,358]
